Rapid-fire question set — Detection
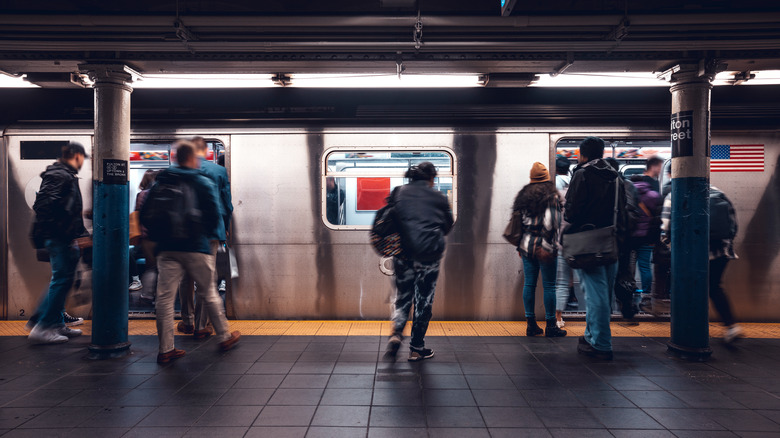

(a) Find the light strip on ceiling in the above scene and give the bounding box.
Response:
[288,73,484,88]
[530,72,668,87]
[0,74,39,88]
[133,74,277,88]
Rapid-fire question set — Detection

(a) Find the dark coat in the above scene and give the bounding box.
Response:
[564,158,628,240]
[151,166,221,255]
[199,157,233,241]
[631,180,662,242]
[394,180,454,262]
[32,161,86,243]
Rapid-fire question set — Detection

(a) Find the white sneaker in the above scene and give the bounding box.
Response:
[218,280,226,293]
[58,326,82,337]
[556,319,565,329]
[724,325,744,343]
[129,277,143,291]
[28,325,68,345]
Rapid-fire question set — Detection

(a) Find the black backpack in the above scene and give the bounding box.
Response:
[140,174,203,242]
[709,190,737,241]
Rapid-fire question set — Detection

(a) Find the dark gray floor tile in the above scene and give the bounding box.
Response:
[648,375,707,391]
[371,389,422,406]
[423,389,475,406]
[268,388,324,405]
[421,374,468,389]
[135,373,196,391]
[669,431,739,438]
[280,374,330,389]
[253,405,316,426]
[472,389,528,407]
[608,431,676,438]
[136,405,209,427]
[459,362,507,375]
[182,426,249,437]
[17,406,100,429]
[417,363,462,375]
[369,406,426,428]
[757,409,780,424]
[724,391,780,409]
[522,389,582,407]
[320,389,373,406]
[367,427,428,438]
[333,363,377,374]
[0,391,27,407]
[306,426,368,438]
[338,352,380,362]
[488,428,552,437]
[327,374,375,389]
[572,390,634,408]
[479,406,544,428]
[670,391,744,409]
[81,406,155,428]
[465,375,514,390]
[59,389,131,407]
[428,427,490,438]
[511,375,564,390]
[0,407,48,429]
[64,427,130,438]
[121,426,185,438]
[603,376,663,391]
[587,407,663,429]
[4,390,76,407]
[195,405,263,427]
[455,352,499,363]
[298,352,341,362]
[215,388,275,406]
[234,374,286,389]
[643,408,726,430]
[620,390,687,408]
[311,405,370,427]
[426,406,485,428]
[245,426,307,438]
[257,351,302,362]
[247,362,295,374]
[548,429,614,438]
[202,362,253,375]
[703,408,780,432]
[163,387,230,406]
[533,407,603,429]
[184,373,241,389]
[289,361,335,374]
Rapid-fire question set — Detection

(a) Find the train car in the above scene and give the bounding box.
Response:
[2,86,779,322]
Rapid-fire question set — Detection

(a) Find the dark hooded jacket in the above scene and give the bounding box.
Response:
[393,180,454,262]
[31,160,86,244]
[564,158,628,241]
[631,180,662,243]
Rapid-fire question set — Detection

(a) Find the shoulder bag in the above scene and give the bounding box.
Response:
[369,187,403,257]
[562,176,620,269]
[503,210,524,247]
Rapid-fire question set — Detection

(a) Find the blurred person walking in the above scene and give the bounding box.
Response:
[554,156,578,322]
[385,162,454,361]
[135,169,159,303]
[141,140,240,364]
[27,142,90,344]
[513,162,566,337]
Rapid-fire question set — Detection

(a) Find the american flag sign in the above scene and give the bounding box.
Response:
[710,144,764,172]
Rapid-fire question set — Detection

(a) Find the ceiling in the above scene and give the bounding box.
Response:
[2,1,780,86]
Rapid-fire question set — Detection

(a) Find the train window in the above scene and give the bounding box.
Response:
[323,149,456,229]
[20,141,69,160]
[555,138,672,174]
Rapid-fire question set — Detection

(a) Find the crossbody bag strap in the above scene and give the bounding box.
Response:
[613,176,620,227]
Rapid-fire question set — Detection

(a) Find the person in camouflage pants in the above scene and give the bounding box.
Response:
[391,258,441,354]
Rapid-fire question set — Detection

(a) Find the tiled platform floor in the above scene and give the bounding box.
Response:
[1,329,780,437]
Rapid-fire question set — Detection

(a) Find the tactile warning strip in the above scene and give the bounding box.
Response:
[2,320,779,338]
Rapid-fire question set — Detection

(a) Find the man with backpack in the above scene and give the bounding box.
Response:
[141,140,240,363]
[660,185,743,343]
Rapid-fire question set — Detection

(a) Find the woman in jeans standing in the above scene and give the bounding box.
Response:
[513,162,567,337]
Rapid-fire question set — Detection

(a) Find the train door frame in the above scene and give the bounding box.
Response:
[1,132,7,319]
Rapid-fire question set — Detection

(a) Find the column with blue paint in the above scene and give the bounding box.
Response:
[81,64,135,358]
[665,64,714,361]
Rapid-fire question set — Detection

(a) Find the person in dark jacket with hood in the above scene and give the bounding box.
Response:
[146,140,240,364]
[565,137,628,360]
[27,142,90,344]
[386,162,454,362]
[629,176,662,300]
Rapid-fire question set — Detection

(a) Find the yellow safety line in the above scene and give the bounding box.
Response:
[4,320,780,338]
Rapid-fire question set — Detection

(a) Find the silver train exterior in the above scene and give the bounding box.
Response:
[3,124,779,322]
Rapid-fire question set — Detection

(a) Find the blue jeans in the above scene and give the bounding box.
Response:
[577,262,618,352]
[633,244,653,294]
[522,254,557,320]
[555,253,574,312]
[32,239,80,329]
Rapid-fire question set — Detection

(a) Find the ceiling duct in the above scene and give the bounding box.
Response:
[483,73,538,87]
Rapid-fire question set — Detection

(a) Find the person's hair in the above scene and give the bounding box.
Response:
[175,140,197,166]
[555,157,570,175]
[139,169,158,190]
[646,156,663,169]
[61,142,87,159]
[191,136,208,152]
[605,157,620,171]
[405,161,437,181]
[629,174,645,183]
[513,181,558,217]
[579,137,605,160]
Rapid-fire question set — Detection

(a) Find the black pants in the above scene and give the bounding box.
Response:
[391,257,440,350]
[710,257,735,327]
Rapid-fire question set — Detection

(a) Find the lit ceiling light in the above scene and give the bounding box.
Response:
[531,72,668,87]
[0,74,40,88]
[288,74,484,88]
[133,74,276,88]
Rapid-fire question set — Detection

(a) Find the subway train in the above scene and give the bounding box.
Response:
[1,86,779,322]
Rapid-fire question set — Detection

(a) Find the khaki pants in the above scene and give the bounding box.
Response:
[156,243,230,354]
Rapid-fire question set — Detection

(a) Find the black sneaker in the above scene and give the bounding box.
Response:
[408,347,434,362]
[63,312,84,327]
[577,336,613,360]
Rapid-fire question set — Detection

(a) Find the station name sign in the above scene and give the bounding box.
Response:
[670,110,693,157]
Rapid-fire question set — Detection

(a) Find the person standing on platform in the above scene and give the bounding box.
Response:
[177,137,233,338]
[640,156,663,194]
[554,156,578,320]
[565,137,627,360]
[385,162,454,362]
[27,142,90,344]
[629,175,662,300]
[142,140,240,364]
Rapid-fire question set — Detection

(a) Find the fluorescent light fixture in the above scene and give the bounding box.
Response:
[133,74,276,88]
[289,73,484,88]
[715,70,780,86]
[531,72,667,87]
[0,74,39,88]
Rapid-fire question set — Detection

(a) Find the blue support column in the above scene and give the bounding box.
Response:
[80,64,136,359]
[665,64,715,361]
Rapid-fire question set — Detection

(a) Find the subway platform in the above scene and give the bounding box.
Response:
[0,321,779,437]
